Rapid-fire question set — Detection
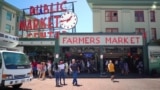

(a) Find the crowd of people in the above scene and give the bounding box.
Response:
[105,56,144,75]
[31,59,80,87]
[106,57,144,82]
[31,59,52,80]
[30,55,144,87]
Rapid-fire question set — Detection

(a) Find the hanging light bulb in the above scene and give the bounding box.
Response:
[151,4,157,10]
[151,1,157,10]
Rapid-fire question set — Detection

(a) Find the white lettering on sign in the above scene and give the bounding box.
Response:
[62,36,100,45]
[105,36,140,45]
[59,35,143,46]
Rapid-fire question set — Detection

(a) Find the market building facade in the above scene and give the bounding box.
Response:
[59,33,144,74]
[1,0,160,75]
[86,0,160,74]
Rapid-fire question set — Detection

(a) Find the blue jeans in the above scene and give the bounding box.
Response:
[72,71,78,85]
[60,69,65,84]
[54,72,60,85]
[32,67,37,77]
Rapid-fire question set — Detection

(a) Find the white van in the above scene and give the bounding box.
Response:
[0,50,32,89]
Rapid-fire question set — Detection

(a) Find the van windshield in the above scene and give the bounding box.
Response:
[3,52,30,69]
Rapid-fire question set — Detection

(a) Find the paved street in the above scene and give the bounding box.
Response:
[2,77,160,90]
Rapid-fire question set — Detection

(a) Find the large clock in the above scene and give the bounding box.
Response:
[60,11,78,30]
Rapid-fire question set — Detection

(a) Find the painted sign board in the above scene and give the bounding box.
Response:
[59,35,143,46]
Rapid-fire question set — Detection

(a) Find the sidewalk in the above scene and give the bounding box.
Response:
[20,77,160,90]
[65,72,150,79]
[2,73,160,90]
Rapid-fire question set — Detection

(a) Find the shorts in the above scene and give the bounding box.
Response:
[110,72,115,75]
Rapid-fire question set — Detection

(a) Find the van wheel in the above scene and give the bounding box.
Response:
[12,84,22,89]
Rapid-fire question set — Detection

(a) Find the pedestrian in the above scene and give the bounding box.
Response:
[81,60,85,72]
[31,59,37,78]
[136,61,143,75]
[119,60,124,75]
[41,62,46,80]
[124,61,129,75]
[37,61,41,78]
[58,60,66,85]
[115,60,119,71]
[105,60,109,73]
[53,62,61,87]
[38,62,42,79]
[64,61,69,76]
[87,59,90,73]
[108,60,115,82]
[70,59,80,86]
[47,60,53,78]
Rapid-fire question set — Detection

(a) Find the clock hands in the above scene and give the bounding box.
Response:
[66,16,72,22]
[60,16,72,23]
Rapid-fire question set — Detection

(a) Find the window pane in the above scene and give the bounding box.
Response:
[135,11,144,22]
[106,28,111,32]
[112,11,118,21]
[150,11,155,22]
[5,24,11,33]
[106,12,110,17]
[135,28,145,34]
[113,12,117,16]
[106,28,118,33]
[3,52,30,69]
[151,28,157,40]
[105,11,118,22]
[0,33,4,37]
[105,11,111,21]
[139,17,144,22]
[112,17,118,22]
[6,11,12,21]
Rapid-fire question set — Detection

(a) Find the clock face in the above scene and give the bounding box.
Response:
[60,11,78,30]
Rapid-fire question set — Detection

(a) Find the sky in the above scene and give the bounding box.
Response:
[5,0,93,33]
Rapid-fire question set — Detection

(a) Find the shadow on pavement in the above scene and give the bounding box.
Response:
[113,80,119,83]
[74,84,83,87]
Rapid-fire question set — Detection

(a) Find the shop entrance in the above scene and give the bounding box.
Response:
[61,46,101,73]
[61,46,144,74]
[103,46,143,74]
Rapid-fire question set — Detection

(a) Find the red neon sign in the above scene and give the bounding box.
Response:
[19,1,67,31]
[30,1,67,15]
[19,15,61,30]
[27,31,60,38]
